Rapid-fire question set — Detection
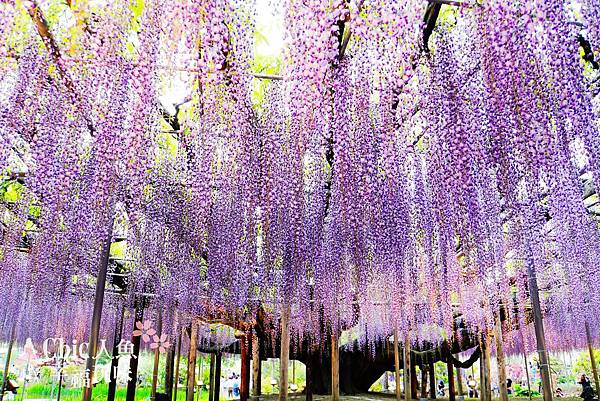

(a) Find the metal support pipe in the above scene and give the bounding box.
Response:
[213,353,222,401]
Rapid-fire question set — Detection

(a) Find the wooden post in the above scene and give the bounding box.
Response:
[252,332,261,399]
[420,367,427,398]
[526,256,553,401]
[0,321,16,401]
[165,337,176,400]
[523,352,532,401]
[82,220,113,401]
[151,311,163,400]
[57,358,64,401]
[126,300,144,401]
[241,331,251,401]
[586,323,600,397]
[173,329,183,401]
[306,355,313,401]
[479,336,491,401]
[209,353,216,401]
[393,330,401,401]
[107,302,125,401]
[331,334,340,401]
[429,360,436,399]
[447,356,455,401]
[456,365,464,397]
[279,306,290,401]
[213,352,222,401]
[410,360,418,397]
[404,333,412,401]
[495,315,509,401]
[186,321,198,401]
[383,371,389,392]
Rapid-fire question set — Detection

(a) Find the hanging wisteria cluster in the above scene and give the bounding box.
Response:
[0,0,599,356]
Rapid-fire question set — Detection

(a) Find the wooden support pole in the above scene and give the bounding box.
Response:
[165,337,176,400]
[173,329,183,401]
[186,321,198,401]
[82,221,113,401]
[447,355,455,401]
[404,333,412,401]
[479,336,491,401]
[429,360,436,399]
[107,303,125,401]
[0,322,16,401]
[420,367,427,398]
[526,256,553,401]
[279,306,290,401]
[456,365,464,397]
[213,353,222,401]
[495,315,509,401]
[484,340,492,401]
[126,301,144,401]
[252,332,261,399]
[393,330,401,401]
[209,353,215,401]
[383,371,389,392]
[523,352,532,401]
[586,323,600,397]
[241,331,251,401]
[331,334,340,401]
[151,311,163,401]
[57,358,64,401]
[305,355,313,401]
[410,360,418,398]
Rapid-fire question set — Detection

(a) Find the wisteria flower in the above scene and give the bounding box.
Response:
[132,320,156,343]
[150,334,171,353]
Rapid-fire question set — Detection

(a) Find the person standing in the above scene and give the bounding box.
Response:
[467,375,478,398]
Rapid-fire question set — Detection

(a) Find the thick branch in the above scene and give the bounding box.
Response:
[26,0,94,134]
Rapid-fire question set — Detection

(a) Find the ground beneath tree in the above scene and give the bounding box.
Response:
[253,394,565,401]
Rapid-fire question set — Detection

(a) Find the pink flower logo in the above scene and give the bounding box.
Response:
[150,334,171,353]
[132,320,156,343]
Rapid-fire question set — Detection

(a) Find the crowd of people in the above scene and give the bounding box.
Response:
[432,373,597,399]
